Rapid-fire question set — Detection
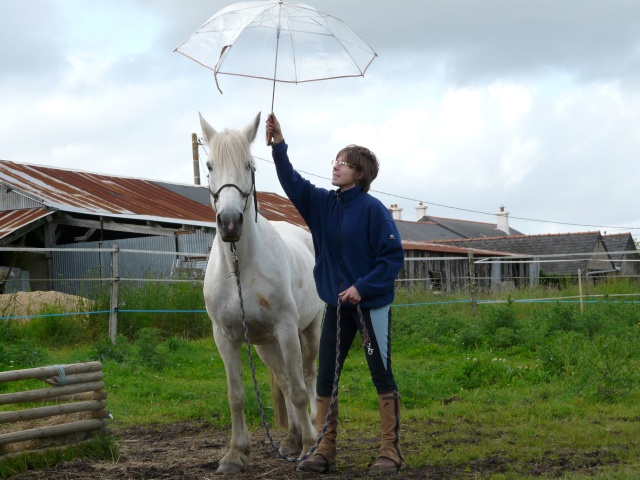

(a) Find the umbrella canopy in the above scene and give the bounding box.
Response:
[174,0,378,96]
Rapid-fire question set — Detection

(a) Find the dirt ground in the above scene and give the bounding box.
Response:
[4,420,464,480]
[5,419,621,480]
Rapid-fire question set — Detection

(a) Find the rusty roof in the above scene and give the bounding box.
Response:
[402,239,520,257]
[0,160,214,223]
[256,191,305,226]
[0,208,51,240]
[0,159,306,228]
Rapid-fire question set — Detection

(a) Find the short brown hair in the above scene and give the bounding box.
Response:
[336,145,379,192]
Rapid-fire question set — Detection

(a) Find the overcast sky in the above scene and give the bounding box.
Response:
[2,0,639,240]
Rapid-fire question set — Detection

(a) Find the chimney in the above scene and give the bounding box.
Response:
[389,204,403,221]
[496,204,510,234]
[415,201,427,221]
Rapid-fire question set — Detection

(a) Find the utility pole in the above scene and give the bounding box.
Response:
[192,133,200,185]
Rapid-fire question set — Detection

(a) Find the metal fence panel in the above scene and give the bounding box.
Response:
[53,233,214,295]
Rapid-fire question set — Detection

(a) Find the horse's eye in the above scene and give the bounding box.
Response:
[206,161,212,172]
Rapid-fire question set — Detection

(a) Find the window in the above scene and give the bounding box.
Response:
[429,270,443,291]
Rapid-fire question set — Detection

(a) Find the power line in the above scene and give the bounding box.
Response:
[368,190,640,231]
[203,150,639,232]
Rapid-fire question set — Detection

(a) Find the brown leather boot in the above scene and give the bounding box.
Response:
[370,391,405,473]
[297,396,338,473]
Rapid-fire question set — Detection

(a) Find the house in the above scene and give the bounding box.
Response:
[602,233,640,278]
[0,159,305,292]
[392,203,524,242]
[389,203,534,290]
[429,231,619,279]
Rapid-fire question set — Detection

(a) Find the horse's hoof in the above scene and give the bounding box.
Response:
[279,445,302,457]
[216,462,245,474]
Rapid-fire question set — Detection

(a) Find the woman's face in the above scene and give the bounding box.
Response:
[331,153,361,191]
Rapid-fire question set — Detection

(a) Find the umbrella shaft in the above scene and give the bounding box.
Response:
[271,25,281,113]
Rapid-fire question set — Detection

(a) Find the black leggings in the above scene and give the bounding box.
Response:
[316,303,398,397]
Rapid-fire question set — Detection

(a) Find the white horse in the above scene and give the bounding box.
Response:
[200,112,324,474]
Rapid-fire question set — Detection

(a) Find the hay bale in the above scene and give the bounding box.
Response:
[0,291,93,320]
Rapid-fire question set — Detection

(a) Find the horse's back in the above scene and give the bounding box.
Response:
[270,221,314,256]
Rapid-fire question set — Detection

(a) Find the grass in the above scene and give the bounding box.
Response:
[1,278,639,478]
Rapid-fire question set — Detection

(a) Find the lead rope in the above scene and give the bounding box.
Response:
[230,242,341,465]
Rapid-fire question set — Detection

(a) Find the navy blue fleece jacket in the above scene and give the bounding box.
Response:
[272,142,404,308]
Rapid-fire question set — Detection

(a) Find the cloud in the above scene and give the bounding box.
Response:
[2,0,640,240]
[499,138,541,188]
[0,1,66,81]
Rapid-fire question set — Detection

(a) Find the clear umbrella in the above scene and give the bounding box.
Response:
[174,0,377,118]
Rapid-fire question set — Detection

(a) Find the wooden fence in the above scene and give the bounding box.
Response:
[0,361,109,454]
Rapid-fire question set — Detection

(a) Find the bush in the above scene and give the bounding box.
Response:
[0,339,49,370]
[23,309,88,348]
[135,328,166,370]
[546,302,578,333]
[539,331,585,378]
[90,335,134,363]
[117,279,209,340]
[574,335,640,402]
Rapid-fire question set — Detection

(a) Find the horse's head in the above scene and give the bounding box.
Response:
[200,112,261,242]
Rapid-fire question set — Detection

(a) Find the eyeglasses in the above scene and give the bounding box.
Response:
[331,160,357,169]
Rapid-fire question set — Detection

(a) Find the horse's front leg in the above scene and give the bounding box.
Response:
[214,331,250,474]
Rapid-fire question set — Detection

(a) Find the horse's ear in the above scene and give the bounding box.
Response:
[199,112,217,144]
[243,112,261,144]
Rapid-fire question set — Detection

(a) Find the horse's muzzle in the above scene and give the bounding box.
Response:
[217,212,244,242]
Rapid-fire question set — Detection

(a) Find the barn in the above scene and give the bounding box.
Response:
[0,159,304,294]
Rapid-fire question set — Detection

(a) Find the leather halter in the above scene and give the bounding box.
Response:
[209,168,258,223]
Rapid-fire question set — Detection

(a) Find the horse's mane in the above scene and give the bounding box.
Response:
[209,129,256,177]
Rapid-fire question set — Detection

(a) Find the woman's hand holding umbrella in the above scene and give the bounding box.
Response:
[266,113,284,145]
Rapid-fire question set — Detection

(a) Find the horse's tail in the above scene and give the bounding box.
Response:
[270,370,288,429]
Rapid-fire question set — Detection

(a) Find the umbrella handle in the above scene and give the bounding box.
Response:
[266,129,273,146]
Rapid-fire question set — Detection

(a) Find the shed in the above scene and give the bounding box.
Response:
[0,159,305,292]
[430,231,617,278]
[399,240,536,292]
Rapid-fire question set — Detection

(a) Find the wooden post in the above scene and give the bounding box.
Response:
[44,220,56,291]
[0,362,102,383]
[192,133,200,185]
[0,400,107,424]
[0,381,106,406]
[0,419,107,447]
[109,245,119,343]
[468,252,478,317]
[578,268,584,313]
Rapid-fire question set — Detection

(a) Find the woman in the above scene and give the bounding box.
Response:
[266,114,405,473]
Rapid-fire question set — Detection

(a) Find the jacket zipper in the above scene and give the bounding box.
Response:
[337,193,345,292]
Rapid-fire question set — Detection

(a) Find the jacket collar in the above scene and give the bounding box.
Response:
[336,185,364,203]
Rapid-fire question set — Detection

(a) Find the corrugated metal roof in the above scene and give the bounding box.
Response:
[0,208,51,240]
[0,160,214,222]
[257,192,305,226]
[0,160,306,228]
